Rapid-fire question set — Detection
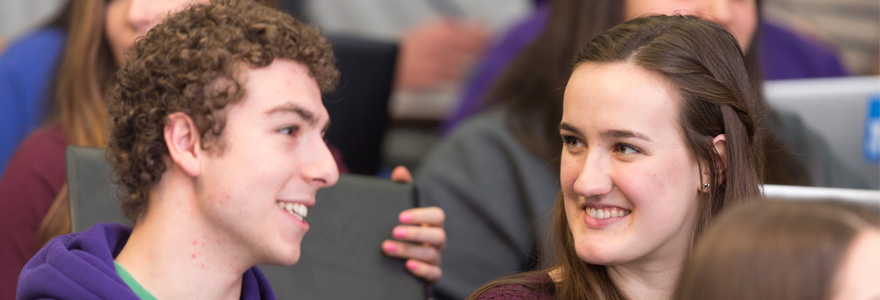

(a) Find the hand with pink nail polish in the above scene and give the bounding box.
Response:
[381,206,446,283]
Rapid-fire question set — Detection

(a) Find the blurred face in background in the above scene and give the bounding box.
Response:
[624,0,757,51]
[830,228,880,300]
[105,0,206,64]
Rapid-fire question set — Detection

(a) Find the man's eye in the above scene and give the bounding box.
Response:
[279,126,299,136]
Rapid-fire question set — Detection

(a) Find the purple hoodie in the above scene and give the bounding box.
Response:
[16,223,275,300]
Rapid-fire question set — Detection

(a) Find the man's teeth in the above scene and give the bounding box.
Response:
[587,207,630,220]
[278,202,308,220]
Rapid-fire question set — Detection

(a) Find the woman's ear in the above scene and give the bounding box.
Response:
[164,112,201,177]
[711,134,728,184]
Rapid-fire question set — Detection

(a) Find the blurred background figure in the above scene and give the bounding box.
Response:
[0,2,215,298]
[676,199,880,300]
[0,1,67,175]
[276,0,521,174]
[237,0,501,176]
[444,0,864,132]
[0,1,64,48]
[300,0,518,94]
[764,0,880,76]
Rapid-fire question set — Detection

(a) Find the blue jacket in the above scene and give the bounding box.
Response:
[0,28,66,176]
[17,223,276,300]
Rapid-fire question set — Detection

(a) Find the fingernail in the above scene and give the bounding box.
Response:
[393,228,407,239]
[406,261,419,271]
[399,212,413,223]
[383,242,397,252]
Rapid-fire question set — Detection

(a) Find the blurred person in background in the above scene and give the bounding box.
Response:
[0,2,70,176]
[675,199,880,300]
[445,0,850,132]
[274,0,494,175]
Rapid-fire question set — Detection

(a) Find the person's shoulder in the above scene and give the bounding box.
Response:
[41,223,131,252]
[0,27,66,64]
[26,223,132,274]
[473,284,553,300]
[760,21,847,79]
[418,109,522,173]
[2,123,68,178]
[19,224,136,300]
[438,109,521,150]
[18,123,67,149]
[470,272,554,300]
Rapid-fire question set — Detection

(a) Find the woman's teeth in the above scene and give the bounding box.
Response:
[587,207,630,220]
[278,202,307,220]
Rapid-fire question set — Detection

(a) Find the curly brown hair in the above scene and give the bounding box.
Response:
[107,0,339,222]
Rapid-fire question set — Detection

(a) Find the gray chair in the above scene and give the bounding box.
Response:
[66,146,426,299]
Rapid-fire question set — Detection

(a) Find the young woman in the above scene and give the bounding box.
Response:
[468,14,764,299]
[675,200,880,300]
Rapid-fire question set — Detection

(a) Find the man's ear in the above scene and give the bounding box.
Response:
[709,134,728,184]
[164,112,201,177]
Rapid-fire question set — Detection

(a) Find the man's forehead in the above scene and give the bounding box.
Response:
[264,102,331,130]
[233,59,328,120]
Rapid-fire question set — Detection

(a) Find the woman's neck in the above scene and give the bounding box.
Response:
[606,258,685,300]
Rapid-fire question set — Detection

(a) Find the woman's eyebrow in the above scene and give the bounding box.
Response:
[559,122,652,142]
[601,129,652,142]
[558,122,582,135]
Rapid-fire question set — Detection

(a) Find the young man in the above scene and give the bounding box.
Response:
[17,2,444,299]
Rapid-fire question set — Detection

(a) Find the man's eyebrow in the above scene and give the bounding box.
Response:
[265,103,317,126]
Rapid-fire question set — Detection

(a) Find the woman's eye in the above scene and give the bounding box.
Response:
[614,144,640,154]
[562,135,584,148]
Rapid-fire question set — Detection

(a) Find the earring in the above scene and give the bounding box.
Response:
[701,183,710,188]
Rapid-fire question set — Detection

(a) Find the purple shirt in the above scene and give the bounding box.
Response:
[442,3,550,133]
[760,20,848,80]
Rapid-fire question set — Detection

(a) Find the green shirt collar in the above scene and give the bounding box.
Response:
[114,261,158,300]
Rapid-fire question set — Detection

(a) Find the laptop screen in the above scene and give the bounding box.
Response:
[765,76,880,188]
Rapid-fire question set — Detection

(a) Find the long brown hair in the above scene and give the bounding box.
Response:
[675,200,879,300]
[470,15,765,300]
[35,0,117,249]
[53,0,117,147]
[482,0,809,186]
